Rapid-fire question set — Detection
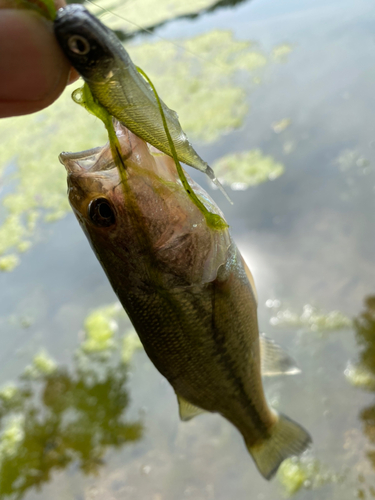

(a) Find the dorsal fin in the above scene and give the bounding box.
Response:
[260,333,301,376]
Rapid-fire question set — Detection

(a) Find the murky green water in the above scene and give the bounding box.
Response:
[1,0,375,497]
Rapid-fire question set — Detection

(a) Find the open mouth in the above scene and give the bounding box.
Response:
[59,120,132,174]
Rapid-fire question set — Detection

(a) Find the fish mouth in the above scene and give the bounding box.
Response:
[59,120,133,175]
[59,147,104,174]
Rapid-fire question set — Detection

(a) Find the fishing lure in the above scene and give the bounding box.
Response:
[54,4,231,229]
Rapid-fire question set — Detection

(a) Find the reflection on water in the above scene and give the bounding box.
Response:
[109,0,252,41]
[346,298,375,391]
[0,307,142,499]
[351,297,375,469]
[353,297,375,377]
[339,297,375,499]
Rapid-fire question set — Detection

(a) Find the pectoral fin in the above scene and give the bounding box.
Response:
[177,394,206,421]
[260,333,301,376]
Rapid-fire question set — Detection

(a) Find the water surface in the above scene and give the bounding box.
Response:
[1,0,375,498]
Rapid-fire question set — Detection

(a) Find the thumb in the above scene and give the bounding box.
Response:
[0,9,71,118]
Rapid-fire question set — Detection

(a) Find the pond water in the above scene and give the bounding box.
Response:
[1,0,375,498]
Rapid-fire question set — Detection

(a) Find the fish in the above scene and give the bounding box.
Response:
[53,4,225,194]
[59,120,311,479]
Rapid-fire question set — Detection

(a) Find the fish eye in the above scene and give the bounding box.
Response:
[88,198,116,227]
[68,35,91,55]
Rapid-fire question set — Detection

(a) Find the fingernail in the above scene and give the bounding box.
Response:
[67,67,80,85]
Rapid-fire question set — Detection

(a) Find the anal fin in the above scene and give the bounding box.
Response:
[260,333,301,376]
[177,394,206,422]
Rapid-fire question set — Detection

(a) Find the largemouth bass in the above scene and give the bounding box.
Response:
[60,121,311,479]
[53,4,223,190]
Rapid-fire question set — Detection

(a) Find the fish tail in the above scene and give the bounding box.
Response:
[246,412,312,480]
[205,164,233,204]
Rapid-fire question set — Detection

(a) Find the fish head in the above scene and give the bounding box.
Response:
[61,147,119,235]
[60,121,170,256]
[54,5,125,83]
[60,121,230,289]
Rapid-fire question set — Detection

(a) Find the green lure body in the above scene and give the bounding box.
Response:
[53,5,223,188]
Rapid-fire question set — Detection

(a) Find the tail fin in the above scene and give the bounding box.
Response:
[247,413,311,480]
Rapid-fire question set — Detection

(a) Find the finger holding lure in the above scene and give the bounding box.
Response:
[53,5,231,206]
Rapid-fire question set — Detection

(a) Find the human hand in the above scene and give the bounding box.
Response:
[0,1,77,118]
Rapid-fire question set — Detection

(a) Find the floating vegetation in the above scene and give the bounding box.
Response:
[277,456,344,497]
[0,415,25,461]
[121,332,143,364]
[0,255,20,272]
[0,303,142,497]
[278,458,307,496]
[0,82,107,272]
[272,118,291,134]
[81,304,122,354]
[268,303,352,332]
[272,43,293,62]
[211,150,284,190]
[81,304,144,361]
[0,385,18,403]
[334,149,370,172]
[23,349,57,379]
[130,31,291,143]
[75,303,144,372]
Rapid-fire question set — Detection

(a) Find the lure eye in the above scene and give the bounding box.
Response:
[88,198,116,227]
[68,35,91,55]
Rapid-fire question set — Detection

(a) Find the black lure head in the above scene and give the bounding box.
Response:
[54,4,124,82]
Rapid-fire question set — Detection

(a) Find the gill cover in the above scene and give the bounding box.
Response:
[59,120,231,285]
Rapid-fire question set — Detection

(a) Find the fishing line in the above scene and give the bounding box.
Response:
[136,66,228,230]
[86,0,226,71]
